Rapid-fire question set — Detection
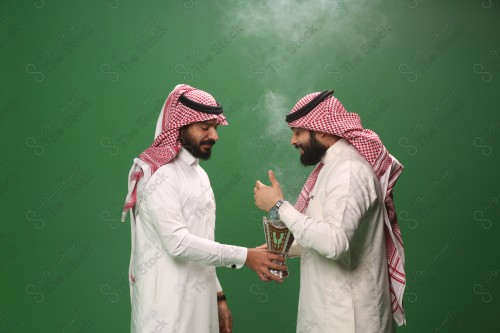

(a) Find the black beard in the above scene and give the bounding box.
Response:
[296,132,328,166]
[179,130,215,160]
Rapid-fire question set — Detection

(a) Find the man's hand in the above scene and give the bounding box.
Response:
[217,293,232,333]
[254,170,284,212]
[245,248,287,283]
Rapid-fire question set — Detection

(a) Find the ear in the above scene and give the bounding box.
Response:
[315,131,328,138]
[178,124,191,143]
[314,131,335,146]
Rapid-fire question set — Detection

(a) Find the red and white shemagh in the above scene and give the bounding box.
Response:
[288,92,406,325]
[121,84,228,222]
[294,162,324,213]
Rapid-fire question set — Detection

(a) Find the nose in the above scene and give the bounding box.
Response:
[208,127,218,142]
[290,133,297,146]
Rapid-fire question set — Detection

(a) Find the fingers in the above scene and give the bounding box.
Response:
[269,261,288,272]
[247,248,287,283]
[260,272,271,282]
[256,243,267,249]
[262,252,287,271]
[264,271,283,283]
[254,181,264,198]
[259,261,286,282]
[268,253,286,262]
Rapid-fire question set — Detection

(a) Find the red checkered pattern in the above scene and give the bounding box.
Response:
[294,162,324,212]
[288,91,406,325]
[122,84,228,221]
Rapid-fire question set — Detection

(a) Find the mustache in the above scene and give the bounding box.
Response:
[201,140,216,147]
[294,144,303,150]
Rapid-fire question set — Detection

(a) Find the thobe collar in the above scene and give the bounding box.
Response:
[321,138,351,165]
[178,147,199,166]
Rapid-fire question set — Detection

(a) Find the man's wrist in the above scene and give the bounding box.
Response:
[270,198,285,213]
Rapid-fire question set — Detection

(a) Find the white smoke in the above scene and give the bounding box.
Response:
[228,0,345,41]
[221,0,387,86]
[223,0,386,197]
[260,90,289,136]
[250,89,309,198]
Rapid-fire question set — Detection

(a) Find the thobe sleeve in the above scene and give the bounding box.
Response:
[287,240,302,258]
[279,159,378,260]
[145,169,247,268]
[215,276,223,293]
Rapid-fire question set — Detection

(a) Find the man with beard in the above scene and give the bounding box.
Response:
[253,90,406,332]
[122,84,286,333]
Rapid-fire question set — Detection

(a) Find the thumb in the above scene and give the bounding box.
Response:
[268,170,279,187]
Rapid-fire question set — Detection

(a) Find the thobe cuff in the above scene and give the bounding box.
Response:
[222,246,247,269]
[278,201,301,229]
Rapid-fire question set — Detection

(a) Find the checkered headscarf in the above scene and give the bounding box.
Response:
[287,90,406,325]
[122,84,228,222]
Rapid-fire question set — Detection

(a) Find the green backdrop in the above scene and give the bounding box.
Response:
[2,0,500,332]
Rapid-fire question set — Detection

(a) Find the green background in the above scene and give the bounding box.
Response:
[2,0,500,332]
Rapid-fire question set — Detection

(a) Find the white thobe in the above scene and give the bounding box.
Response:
[129,148,247,333]
[279,139,396,333]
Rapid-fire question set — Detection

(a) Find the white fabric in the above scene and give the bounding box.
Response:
[154,99,168,139]
[129,148,247,333]
[379,156,406,326]
[279,139,395,333]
